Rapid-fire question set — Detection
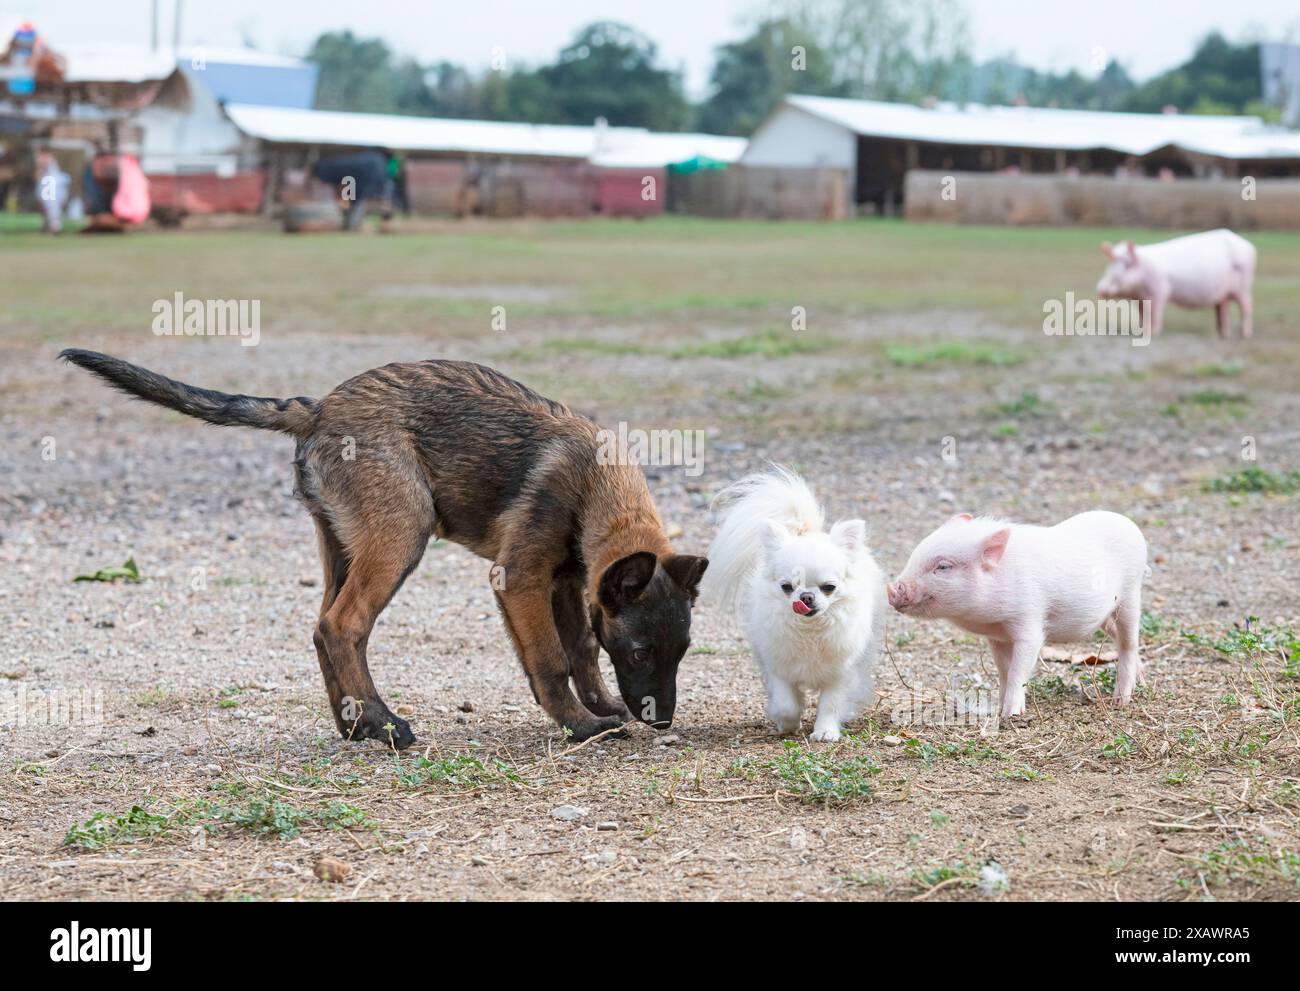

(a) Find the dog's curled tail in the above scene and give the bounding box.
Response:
[702,465,824,615]
[59,349,318,438]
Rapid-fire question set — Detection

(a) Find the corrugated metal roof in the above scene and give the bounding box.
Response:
[60,46,177,84]
[227,103,602,157]
[176,47,312,69]
[225,103,746,166]
[591,130,746,168]
[782,94,1300,160]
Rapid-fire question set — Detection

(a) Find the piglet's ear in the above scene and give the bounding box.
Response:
[949,513,974,524]
[1101,241,1114,259]
[830,519,867,553]
[981,528,1011,569]
[1122,240,1137,263]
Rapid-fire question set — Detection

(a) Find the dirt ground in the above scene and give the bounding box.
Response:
[1,218,1297,901]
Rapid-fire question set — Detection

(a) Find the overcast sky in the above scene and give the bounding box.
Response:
[14,0,1300,97]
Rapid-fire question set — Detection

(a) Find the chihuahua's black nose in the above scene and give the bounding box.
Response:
[799,592,817,608]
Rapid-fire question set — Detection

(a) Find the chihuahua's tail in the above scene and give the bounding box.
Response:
[59,349,318,438]
[702,465,824,615]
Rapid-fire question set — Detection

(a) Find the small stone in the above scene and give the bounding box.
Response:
[978,862,1010,897]
[299,576,318,587]
[883,735,904,747]
[455,713,469,724]
[1008,803,1031,818]
[396,704,415,716]
[471,856,490,867]
[550,805,587,822]
[313,856,350,883]
[596,821,619,831]
[665,522,684,539]
[657,734,681,747]
[457,700,475,713]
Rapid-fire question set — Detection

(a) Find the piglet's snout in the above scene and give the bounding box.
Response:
[886,582,907,608]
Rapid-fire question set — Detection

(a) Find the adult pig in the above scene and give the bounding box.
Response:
[1096,229,1255,338]
[887,512,1149,718]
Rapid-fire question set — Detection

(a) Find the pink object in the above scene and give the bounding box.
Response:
[887,511,1149,718]
[791,599,811,615]
[1096,228,1256,338]
[112,155,151,224]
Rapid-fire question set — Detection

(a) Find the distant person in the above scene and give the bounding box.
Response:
[311,150,387,231]
[387,153,410,217]
[81,148,150,232]
[0,144,14,209]
[34,149,69,233]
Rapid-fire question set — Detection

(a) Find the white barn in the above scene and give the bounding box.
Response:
[744,94,1300,214]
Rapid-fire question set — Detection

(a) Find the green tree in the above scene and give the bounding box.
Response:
[698,19,843,135]
[531,21,691,129]
[780,0,972,102]
[309,31,403,113]
[1122,33,1262,114]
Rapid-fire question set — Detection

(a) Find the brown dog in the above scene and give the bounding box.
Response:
[60,350,707,747]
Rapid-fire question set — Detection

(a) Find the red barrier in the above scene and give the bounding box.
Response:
[146,171,266,215]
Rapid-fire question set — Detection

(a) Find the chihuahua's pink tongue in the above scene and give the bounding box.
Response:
[792,600,811,615]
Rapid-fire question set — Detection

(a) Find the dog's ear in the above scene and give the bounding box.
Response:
[830,519,867,554]
[662,554,708,602]
[598,551,657,611]
[760,519,788,556]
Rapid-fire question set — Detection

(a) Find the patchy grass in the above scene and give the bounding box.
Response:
[1179,838,1300,893]
[1183,389,1248,408]
[668,329,830,360]
[768,740,883,804]
[1205,468,1300,495]
[391,752,523,793]
[63,803,178,850]
[1183,618,1299,672]
[995,390,1049,417]
[73,556,142,584]
[884,340,1026,368]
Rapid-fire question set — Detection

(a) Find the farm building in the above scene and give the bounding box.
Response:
[224,103,746,218]
[0,36,317,216]
[744,94,1300,216]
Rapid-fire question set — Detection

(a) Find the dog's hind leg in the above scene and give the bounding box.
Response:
[311,517,351,735]
[551,572,631,722]
[317,529,427,749]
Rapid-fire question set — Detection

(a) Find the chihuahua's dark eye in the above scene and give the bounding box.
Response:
[819,583,836,595]
[780,582,794,594]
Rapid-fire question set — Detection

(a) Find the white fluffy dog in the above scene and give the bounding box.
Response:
[703,467,884,741]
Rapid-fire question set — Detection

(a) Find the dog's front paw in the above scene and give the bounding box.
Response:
[588,698,634,722]
[563,713,629,743]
